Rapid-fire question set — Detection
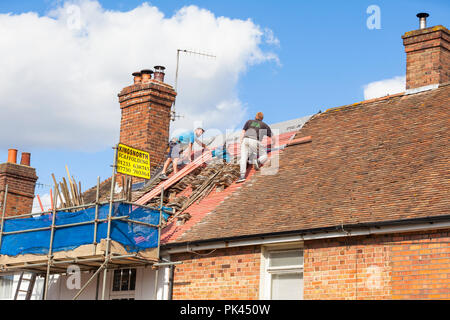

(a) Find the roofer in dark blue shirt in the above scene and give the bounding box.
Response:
[237,112,273,183]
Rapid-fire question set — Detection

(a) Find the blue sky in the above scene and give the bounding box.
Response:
[0,0,448,209]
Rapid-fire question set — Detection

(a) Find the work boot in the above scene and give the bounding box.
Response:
[236,174,246,183]
[159,173,168,180]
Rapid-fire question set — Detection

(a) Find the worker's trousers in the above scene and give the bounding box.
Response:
[240,137,268,176]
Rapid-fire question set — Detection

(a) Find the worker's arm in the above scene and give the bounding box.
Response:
[194,138,208,149]
[266,136,275,151]
[266,126,276,151]
[240,120,250,144]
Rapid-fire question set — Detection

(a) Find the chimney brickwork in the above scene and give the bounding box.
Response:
[402,25,450,90]
[118,68,176,182]
[0,151,38,217]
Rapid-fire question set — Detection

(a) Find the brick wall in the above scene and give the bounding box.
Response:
[0,162,38,216]
[390,230,450,299]
[403,25,450,89]
[304,235,392,300]
[118,80,176,182]
[304,229,450,300]
[168,230,450,300]
[171,245,261,300]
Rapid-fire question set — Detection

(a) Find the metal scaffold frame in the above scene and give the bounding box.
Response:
[0,145,172,300]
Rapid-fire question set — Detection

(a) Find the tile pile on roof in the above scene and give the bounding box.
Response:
[145,161,240,211]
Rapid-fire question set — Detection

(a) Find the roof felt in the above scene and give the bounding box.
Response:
[169,83,450,244]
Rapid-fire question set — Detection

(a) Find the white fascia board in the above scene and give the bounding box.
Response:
[162,220,450,254]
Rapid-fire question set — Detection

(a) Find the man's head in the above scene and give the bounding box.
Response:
[255,112,264,121]
[195,127,205,136]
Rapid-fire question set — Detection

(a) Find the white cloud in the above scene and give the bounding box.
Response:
[0,0,279,151]
[363,76,405,100]
[263,27,280,46]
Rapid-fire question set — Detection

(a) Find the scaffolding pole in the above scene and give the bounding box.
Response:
[153,267,159,300]
[93,176,100,255]
[0,198,170,221]
[2,215,129,236]
[122,201,175,215]
[101,144,118,300]
[157,187,164,261]
[43,189,58,300]
[153,187,164,300]
[72,260,108,300]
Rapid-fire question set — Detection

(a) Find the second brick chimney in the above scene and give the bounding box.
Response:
[402,15,449,90]
[118,67,177,181]
[0,149,38,217]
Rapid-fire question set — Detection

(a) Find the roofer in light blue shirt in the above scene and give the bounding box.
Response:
[159,128,208,180]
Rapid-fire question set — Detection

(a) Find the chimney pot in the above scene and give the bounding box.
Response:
[132,72,142,84]
[416,12,429,29]
[20,152,31,166]
[118,68,177,183]
[7,149,17,164]
[153,66,166,82]
[1,149,38,216]
[140,69,153,83]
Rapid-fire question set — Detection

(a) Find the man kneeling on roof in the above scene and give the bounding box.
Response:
[160,127,208,180]
[237,112,273,183]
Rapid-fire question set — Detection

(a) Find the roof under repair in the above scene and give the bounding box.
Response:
[84,83,449,246]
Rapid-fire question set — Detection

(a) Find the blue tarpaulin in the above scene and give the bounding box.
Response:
[0,203,170,257]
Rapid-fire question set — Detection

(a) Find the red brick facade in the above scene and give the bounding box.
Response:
[304,235,392,300]
[0,162,38,217]
[168,229,450,300]
[304,229,450,299]
[171,246,261,300]
[403,25,450,89]
[118,78,176,181]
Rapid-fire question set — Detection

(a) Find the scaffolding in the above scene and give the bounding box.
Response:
[0,145,173,300]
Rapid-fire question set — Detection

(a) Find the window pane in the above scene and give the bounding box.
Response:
[269,250,303,267]
[112,270,121,291]
[271,273,303,300]
[0,275,14,300]
[121,269,130,291]
[112,268,137,293]
[129,269,136,291]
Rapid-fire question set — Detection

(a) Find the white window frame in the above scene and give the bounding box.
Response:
[109,268,137,300]
[260,243,304,300]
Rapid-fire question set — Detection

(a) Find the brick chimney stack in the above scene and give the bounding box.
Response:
[402,14,449,90]
[118,67,177,181]
[0,149,38,217]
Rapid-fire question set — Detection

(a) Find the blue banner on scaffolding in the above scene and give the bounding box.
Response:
[0,203,170,256]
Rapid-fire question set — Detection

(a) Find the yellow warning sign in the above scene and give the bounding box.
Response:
[116,143,151,179]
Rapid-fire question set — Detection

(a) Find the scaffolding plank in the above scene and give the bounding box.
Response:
[0,240,158,272]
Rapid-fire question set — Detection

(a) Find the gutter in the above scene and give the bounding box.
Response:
[162,214,450,254]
